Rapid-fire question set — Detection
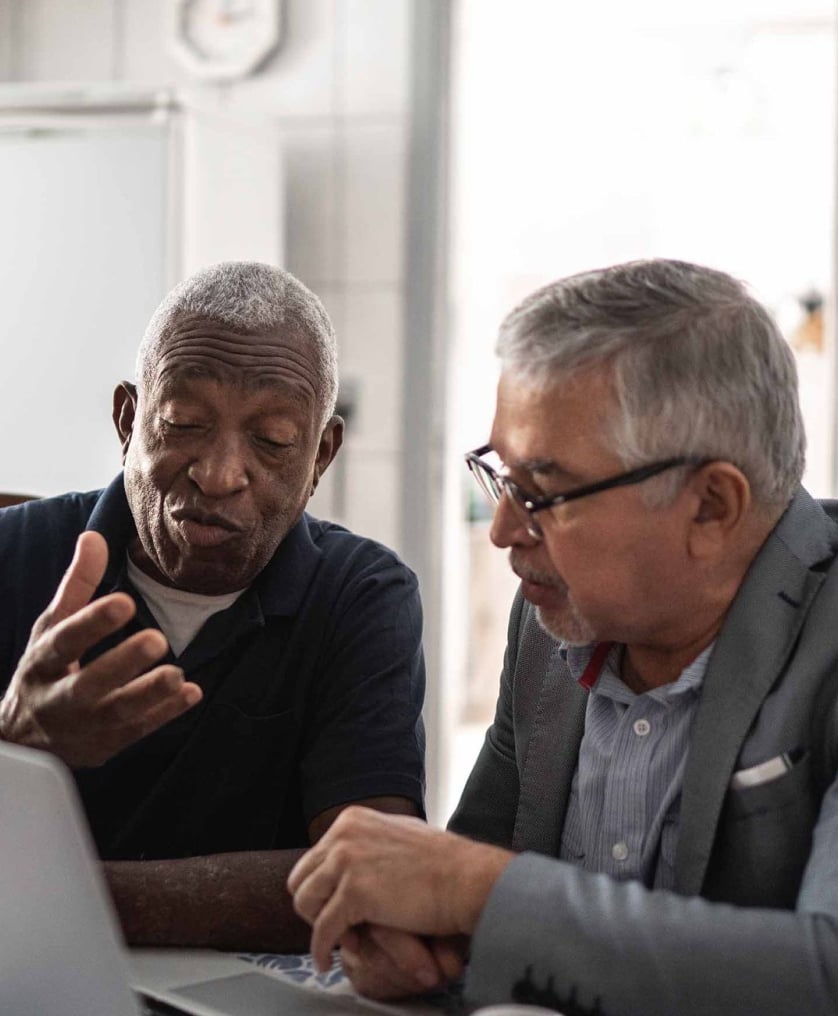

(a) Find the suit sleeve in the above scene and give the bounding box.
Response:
[466,776,838,1016]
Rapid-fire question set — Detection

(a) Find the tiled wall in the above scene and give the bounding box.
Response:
[0,0,413,556]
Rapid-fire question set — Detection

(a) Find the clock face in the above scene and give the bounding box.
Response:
[169,0,283,81]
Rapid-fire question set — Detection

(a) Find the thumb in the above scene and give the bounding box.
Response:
[48,531,109,625]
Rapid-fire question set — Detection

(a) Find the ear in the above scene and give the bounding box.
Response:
[684,461,752,561]
[113,382,138,463]
[310,415,345,496]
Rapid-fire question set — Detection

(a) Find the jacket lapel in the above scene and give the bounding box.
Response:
[675,489,836,894]
[512,640,587,853]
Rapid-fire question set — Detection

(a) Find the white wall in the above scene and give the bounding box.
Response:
[0,0,413,555]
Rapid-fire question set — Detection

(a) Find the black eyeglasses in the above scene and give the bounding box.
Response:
[465,444,706,538]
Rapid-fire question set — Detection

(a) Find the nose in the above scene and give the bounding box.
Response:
[489,490,540,549]
[187,434,249,498]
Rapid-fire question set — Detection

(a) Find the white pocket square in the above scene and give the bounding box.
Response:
[731,751,800,789]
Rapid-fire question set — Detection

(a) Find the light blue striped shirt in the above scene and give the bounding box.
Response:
[558,641,713,889]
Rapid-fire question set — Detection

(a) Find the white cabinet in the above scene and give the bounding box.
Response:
[0,84,282,496]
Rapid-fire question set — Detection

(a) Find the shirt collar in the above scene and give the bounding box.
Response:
[562,639,713,703]
[85,473,323,618]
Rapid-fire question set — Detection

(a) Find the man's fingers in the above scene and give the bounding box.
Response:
[341,927,439,1000]
[99,668,202,730]
[67,670,201,767]
[289,847,346,969]
[287,841,329,898]
[48,532,110,624]
[340,927,362,955]
[290,862,338,931]
[367,925,442,988]
[68,627,171,699]
[430,935,468,982]
[26,593,138,684]
[309,887,359,973]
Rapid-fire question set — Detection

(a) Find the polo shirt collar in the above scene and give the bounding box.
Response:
[84,473,323,617]
[253,511,323,617]
[85,474,139,593]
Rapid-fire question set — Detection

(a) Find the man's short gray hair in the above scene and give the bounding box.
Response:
[137,262,338,427]
[497,259,805,514]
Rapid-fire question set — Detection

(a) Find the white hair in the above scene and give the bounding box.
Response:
[137,262,338,426]
[497,259,805,514]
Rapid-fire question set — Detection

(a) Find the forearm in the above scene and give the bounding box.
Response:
[105,849,310,953]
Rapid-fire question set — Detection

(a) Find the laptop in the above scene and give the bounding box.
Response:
[0,740,415,1016]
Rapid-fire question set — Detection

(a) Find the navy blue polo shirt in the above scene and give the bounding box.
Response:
[0,476,425,860]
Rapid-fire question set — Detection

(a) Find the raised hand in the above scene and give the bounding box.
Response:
[0,531,202,767]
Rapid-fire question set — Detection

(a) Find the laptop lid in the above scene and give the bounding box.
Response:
[0,740,141,1016]
[0,741,413,1016]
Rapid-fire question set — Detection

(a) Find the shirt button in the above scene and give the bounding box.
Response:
[633,718,651,737]
[612,841,629,862]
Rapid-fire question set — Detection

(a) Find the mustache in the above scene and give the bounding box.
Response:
[509,551,565,589]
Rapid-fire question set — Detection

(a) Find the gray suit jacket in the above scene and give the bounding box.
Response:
[450,488,838,1016]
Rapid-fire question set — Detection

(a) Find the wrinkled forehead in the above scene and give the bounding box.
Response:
[142,314,322,405]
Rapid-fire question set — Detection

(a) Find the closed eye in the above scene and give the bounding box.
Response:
[503,468,553,501]
[160,418,202,432]
[255,435,294,451]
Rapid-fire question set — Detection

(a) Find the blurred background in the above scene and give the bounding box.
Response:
[0,0,835,823]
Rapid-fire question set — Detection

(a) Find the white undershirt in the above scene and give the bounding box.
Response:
[126,556,248,657]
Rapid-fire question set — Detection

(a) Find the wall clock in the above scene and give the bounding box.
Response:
[168,0,284,82]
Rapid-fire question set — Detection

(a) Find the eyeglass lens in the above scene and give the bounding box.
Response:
[469,458,543,536]
[474,462,502,503]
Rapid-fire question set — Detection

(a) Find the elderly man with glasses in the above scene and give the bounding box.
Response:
[289,259,838,1016]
